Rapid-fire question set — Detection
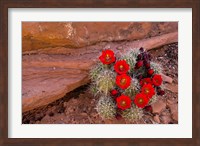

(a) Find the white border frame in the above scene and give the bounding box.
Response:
[8,8,192,138]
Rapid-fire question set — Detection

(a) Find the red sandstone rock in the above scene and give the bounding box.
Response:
[22,54,91,112]
[168,104,178,121]
[165,84,178,93]
[160,115,172,124]
[23,31,178,56]
[152,100,166,114]
[161,73,173,84]
[153,115,161,123]
[166,98,178,106]
[22,22,178,52]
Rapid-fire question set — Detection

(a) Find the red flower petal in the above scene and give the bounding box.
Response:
[99,49,116,65]
[116,74,131,90]
[144,62,150,69]
[134,93,149,108]
[114,60,130,74]
[135,60,143,68]
[147,69,154,76]
[152,74,163,86]
[116,95,132,110]
[141,84,155,99]
[140,78,152,87]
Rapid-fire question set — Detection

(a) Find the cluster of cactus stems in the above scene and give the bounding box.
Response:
[96,96,116,119]
[90,66,116,96]
[121,105,143,122]
[90,48,164,121]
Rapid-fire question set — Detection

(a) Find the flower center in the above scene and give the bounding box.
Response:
[119,65,124,71]
[105,54,111,62]
[121,101,126,106]
[145,88,149,94]
[138,98,143,104]
[120,78,126,85]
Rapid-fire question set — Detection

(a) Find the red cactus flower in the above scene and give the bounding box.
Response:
[99,49,115,65]
[134,93,149,108]
[135,60,143,69]
[114,60,130,74]
[144,62,150,69]
[141,83,155,98]
[111,89,118,96]
[140,78,152,87]
[116,95,132,110]
[147,69,154,76]
[152,74,163,86]
[116,74,131,89]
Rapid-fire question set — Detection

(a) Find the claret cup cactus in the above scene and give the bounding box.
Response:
[90,48,165,122]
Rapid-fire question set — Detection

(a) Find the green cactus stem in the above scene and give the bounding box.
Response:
[96,96,117,119]
[121,104,143,122]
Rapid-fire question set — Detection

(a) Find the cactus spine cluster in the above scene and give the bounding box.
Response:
[121,105,143,122]
[96,96,116,119]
